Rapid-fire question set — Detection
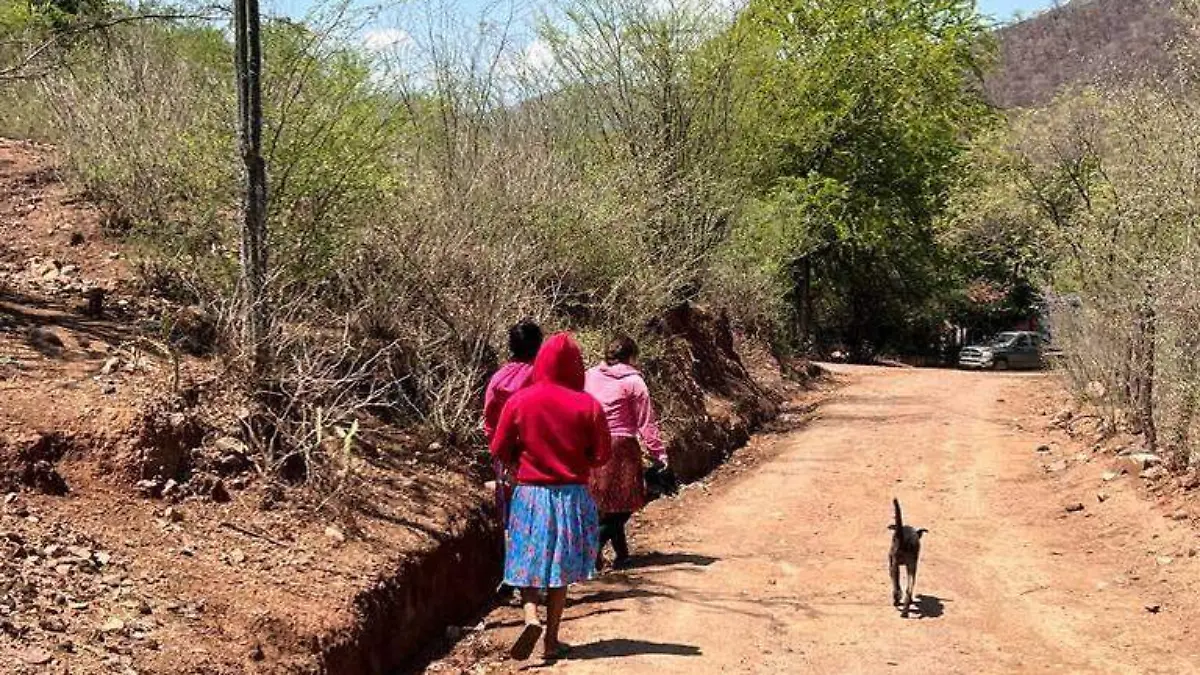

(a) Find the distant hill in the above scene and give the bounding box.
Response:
[985,0,1186,108]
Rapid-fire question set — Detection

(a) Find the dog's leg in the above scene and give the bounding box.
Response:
[904,560,918,611]
[889,552,902,607]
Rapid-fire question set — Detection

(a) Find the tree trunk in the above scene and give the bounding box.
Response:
[791,256,812,352]
[1171,338,1197,457]
[1121,337,1134,407]
[1135,284,1157,451]
[234,0,270,379]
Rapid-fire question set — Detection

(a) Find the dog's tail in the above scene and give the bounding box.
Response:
[893,498,904,531]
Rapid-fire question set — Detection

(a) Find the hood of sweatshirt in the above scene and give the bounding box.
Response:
[490,361,534,395]
[532,332,586,391]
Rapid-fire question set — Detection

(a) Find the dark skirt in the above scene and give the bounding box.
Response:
[589,436,646,514]
[492,459,514,528]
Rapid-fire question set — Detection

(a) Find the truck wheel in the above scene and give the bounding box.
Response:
[993,358,1009,371]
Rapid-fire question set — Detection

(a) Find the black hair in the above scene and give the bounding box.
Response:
[508,319,543,362]
[604,335,639,365]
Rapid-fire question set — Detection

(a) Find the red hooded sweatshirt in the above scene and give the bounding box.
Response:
[490,333,613,485]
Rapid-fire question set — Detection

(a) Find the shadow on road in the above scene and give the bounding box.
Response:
[491,608,625,630]
[615,552,719,571]
[566,638,702,660]
[571,572,820,628]
[572,587,667,606]
[907,594,946,619]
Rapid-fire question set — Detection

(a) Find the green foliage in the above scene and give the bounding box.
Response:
[0,0,1036,440]
[0,1,37,33]
[1,0,121,84]
[10,12,410,298]
[2,0,108,34]
[709,0,997,356]
[32,19,236,297]
[32,0,111,28]
[262,21,408,284]
[941,121,1056,337]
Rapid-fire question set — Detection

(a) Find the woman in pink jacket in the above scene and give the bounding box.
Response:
[585,335,669,569]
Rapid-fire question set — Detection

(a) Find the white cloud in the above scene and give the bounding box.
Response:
[523,38,555,73]
[362,28,413,53]
[493,37,558,88]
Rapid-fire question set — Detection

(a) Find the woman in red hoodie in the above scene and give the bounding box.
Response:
[491,332,612,661]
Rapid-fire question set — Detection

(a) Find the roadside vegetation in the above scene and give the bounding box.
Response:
[0,0,1086,493]
[9,3,1200,669]
[952,1,1200,469]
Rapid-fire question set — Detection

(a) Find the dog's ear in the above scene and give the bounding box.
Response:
[916,528,929,537]
[887,524,897,531]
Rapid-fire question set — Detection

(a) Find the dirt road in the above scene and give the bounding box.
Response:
[449,366,1200,674]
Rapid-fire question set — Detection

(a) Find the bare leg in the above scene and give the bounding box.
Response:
[508,588,545,660]
[520,588,541,626]
[543,587,568,654]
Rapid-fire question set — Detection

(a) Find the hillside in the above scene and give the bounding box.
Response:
[0,137,816,673]
[0,138,502,674]
[986,0,1185,108]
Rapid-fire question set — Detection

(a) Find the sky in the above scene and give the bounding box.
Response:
[268,0,1060,25]
[980,0,1057,20]
[262,0,1061,62]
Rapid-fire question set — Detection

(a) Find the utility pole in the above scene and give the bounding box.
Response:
[233,0,270,379]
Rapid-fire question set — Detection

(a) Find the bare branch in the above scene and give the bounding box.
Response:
[1,11,220,81]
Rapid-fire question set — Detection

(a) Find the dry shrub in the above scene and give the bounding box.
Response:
[37,22,237,250]
[306,0,742,444]
[255,328,399,493]
[3,1,759,501]
[962,73,1200,468]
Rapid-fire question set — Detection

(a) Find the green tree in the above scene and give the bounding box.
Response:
[721,0,994,356]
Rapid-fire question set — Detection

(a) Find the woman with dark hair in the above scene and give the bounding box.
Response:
[483,320,543,603]
[484,320,544,523]
[585,335,669,569]
[491,332,612,661]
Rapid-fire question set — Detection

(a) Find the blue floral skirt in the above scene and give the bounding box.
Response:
[504,484,599,589]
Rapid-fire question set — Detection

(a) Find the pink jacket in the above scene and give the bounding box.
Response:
[491,333,613,485]
[584,363,667,462]
[483,362,535,440]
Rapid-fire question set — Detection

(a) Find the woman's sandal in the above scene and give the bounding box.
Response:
[543,643,572,662]
[509,623,543,661]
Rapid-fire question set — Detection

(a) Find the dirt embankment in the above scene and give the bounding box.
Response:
[0,138,805,674]
[646,303,819,482]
